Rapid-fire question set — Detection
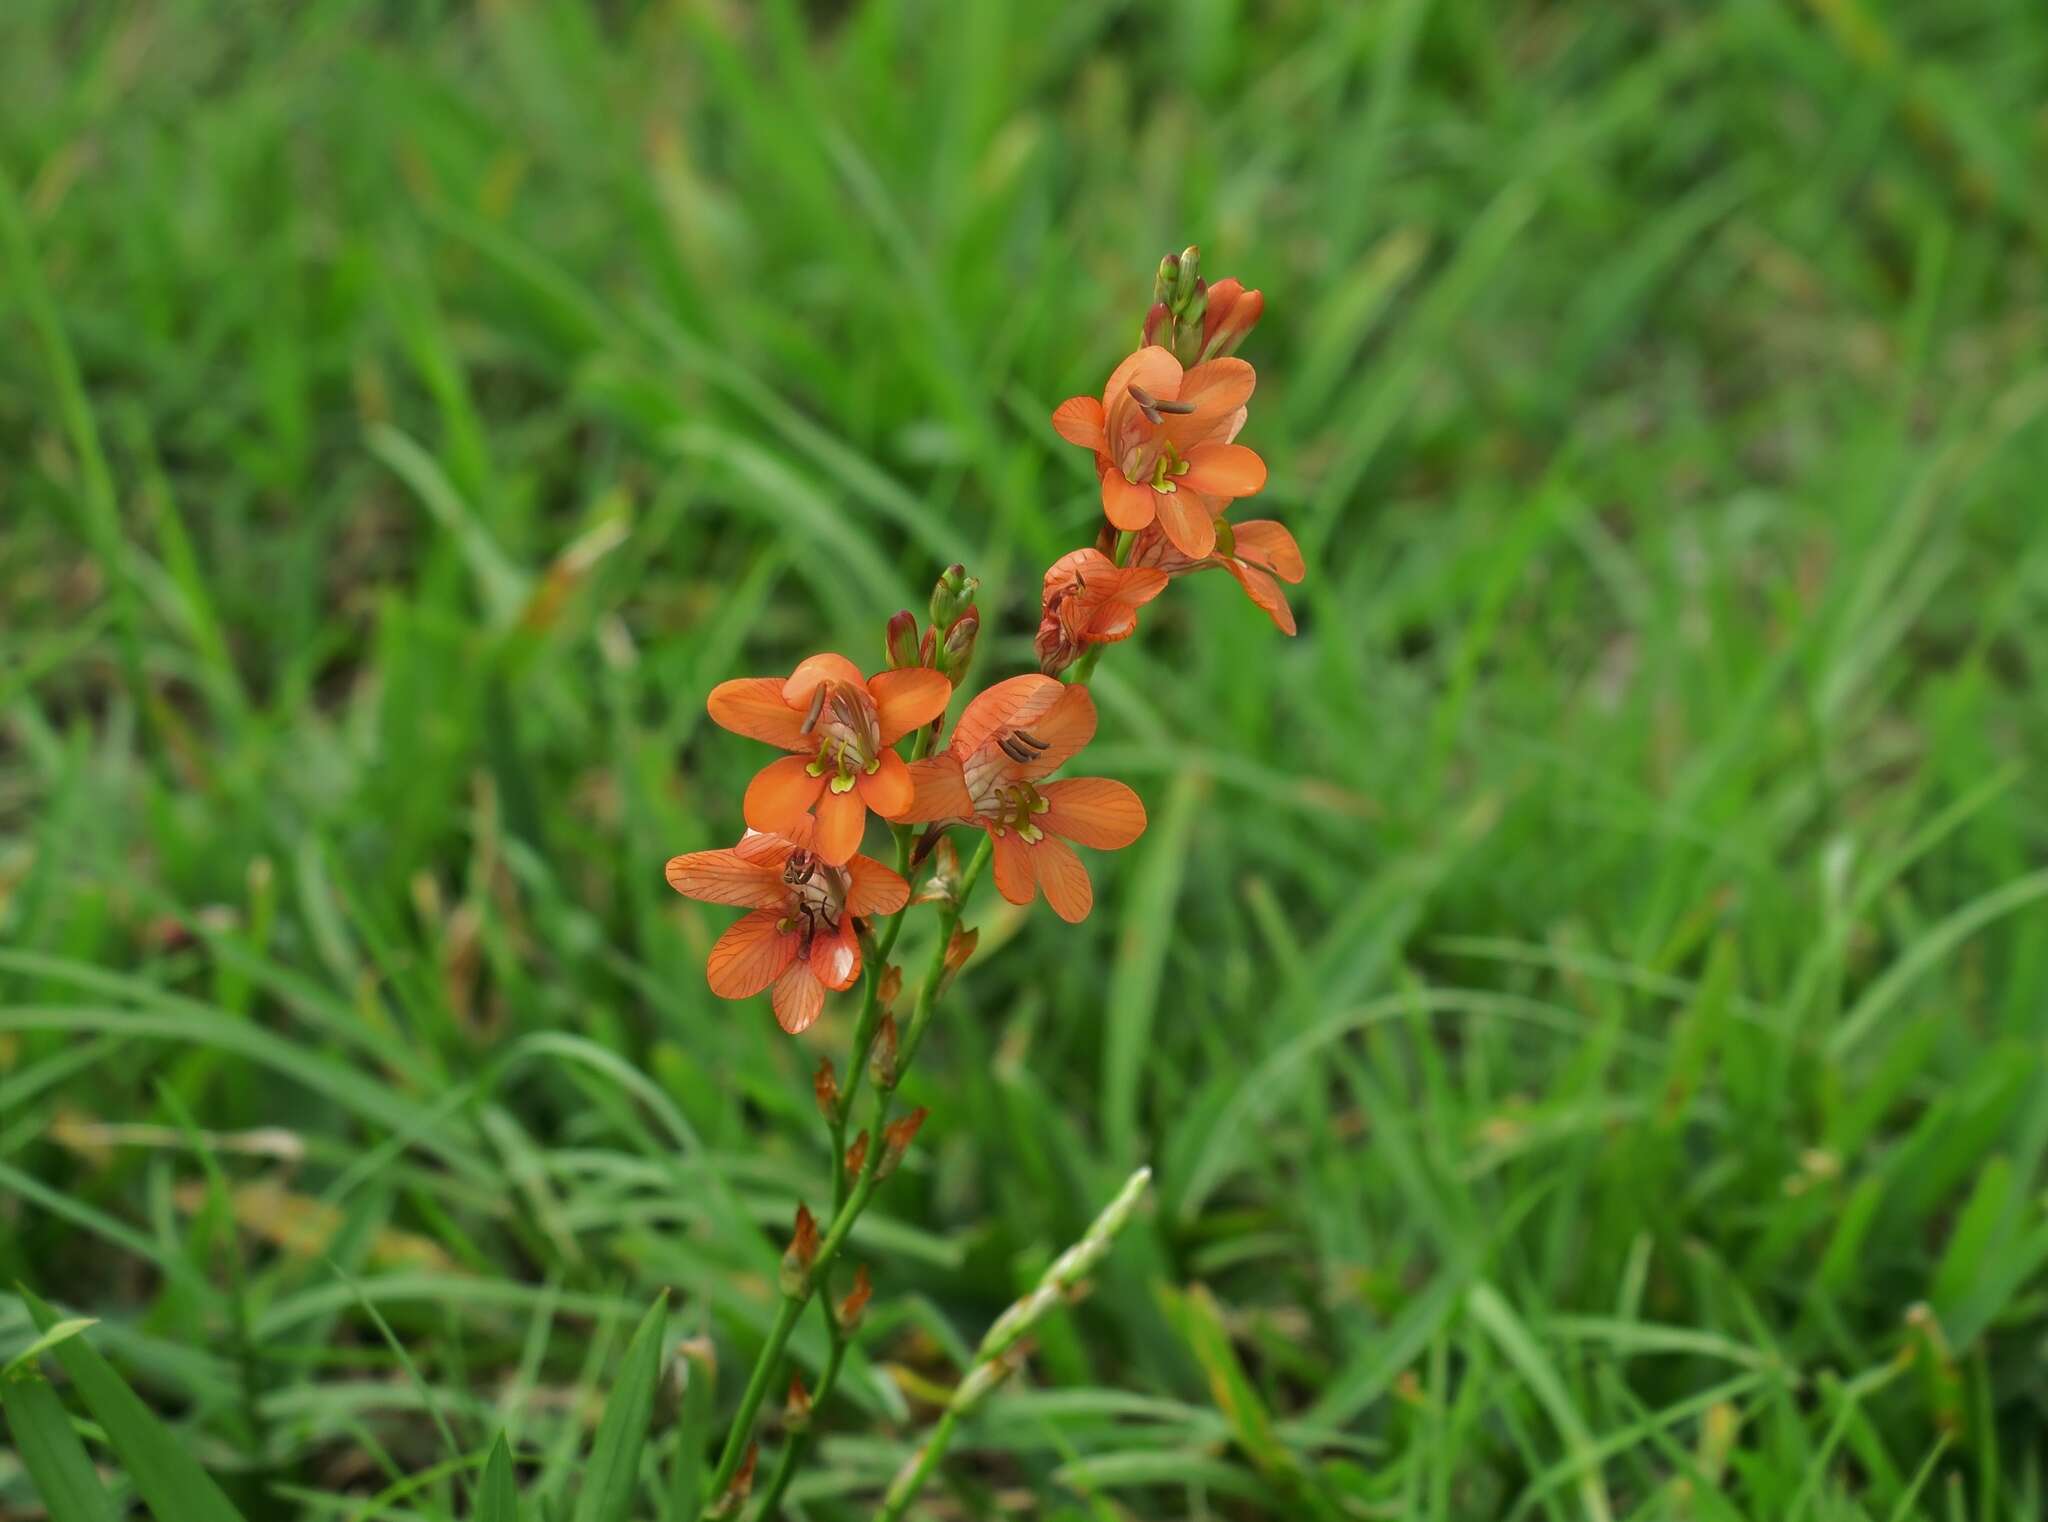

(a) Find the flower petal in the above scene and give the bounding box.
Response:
[707,909,796,999]
[1039,777,1148,849]
[1051,395,1107,451]
[1225,560,1297,635]
[990,827,1038,907]
[783,653,868,704]
[1100,471,1158,532]
[1032,835,1094,923]
[1179,442,1266,499]
[771,961,826,1034]
[845,854,911,916]
[813,916,862,991]
[811,785,868,866]
[869,666,952,743]
[856,748,915,818]
[951,674,1065,761]
[1101,345,1182,413]
[744,755,826,836]
[1228,519,1305,582]
[664,849,786,908]
[899,755,975,822]
[1164,358,1257,449]
[1153,488,1218,560]
[707,678,810,751]
[734,826,804,863]
[1014,684,1097,779]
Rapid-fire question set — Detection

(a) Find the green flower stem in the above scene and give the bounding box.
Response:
[877,1167,1155,1521]
[748,1300,849,1520]
[702,827,992,1520]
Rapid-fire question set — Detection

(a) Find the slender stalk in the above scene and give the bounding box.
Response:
[877,1167,1155,1522]
[702,832,992,1520]
[750,1299,848,1520]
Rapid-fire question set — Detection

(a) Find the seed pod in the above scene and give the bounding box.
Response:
[780,1203,820,1298]
[838,1264,873,1331]
[813,1058,839,1121]
[877,1106,929,1180]
[869,1013,900,1091]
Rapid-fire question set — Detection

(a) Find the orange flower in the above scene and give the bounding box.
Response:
[901,676,1145,922]
[1198,277,1264,359]
[1052,346,1266,561]
[666,827,909,1033]
[707,653,952,865]
[1034,547,1169,674]
[1131,514,1306,635]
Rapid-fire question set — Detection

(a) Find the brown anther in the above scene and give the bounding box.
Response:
[1152,397,1199,415]
[1011,729,1050,752]
[800,683,828,734]
[1128,384,1165,425]
[998,735,1034,763]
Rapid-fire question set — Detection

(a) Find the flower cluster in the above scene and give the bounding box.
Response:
[665,245,1301,1520]
[671,244,1301,1030]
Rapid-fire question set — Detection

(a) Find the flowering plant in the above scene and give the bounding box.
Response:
[668,247,1300,1519]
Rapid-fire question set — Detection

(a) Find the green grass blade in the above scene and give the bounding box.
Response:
[17,1287,249,1522]
[572,1292,668,1522]
[479,1434,519,1522]
[0,1374,121,1522]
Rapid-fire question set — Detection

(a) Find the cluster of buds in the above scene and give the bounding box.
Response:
[885,564,980,690]
[1141,245,1264,367]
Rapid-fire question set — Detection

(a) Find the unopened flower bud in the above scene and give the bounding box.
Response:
[937,608,979,685]
[1173,284,1209,365]
[784,1373,813,1433]
[1152,253,1180,306]
[869,1014,899,1091]
[845,1129,869,1180]
[918,625,937,667]
[877,1107,929,1180]
[838,1263,873,1331]
[1141,300,1170,348]
[929,564,978,630]
[937,926,979,996]
[1200,277,1264,359]
[780,1202,820,1297]
[884,609,922,670]
[814,1057,839,1121]
[1172,245,1203,310]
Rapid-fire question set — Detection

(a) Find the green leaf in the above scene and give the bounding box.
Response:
[572,1292,668,1522]
[2,1316,98,1380]
[0,1374,121,1522]
[478,1433,519,1522]
[18,1287,249,1522]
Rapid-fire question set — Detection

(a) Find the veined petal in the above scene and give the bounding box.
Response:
[1229,519,1305,582]
[664,849,786,908]
[1101,345,1182,413]
[1032,835,1094,923]
[990,827,1038,907]
[1039,777,1148,849]
[707,909,796,999]
[1014,684,1097,779]
[813,916,862,991]
[707,678,810,751]
[1153,488,1218,560]
[1043,546,1116,598]
[1100,471,1158,532]
[869,666,951,743]
[845,854,911,916]
[744,755,826,836]
[812,786,868,866]
[783,653,868,704]
[1051,395,1107,451]
[733,826,805,864]
[951,674,1065,761]
[1225,560,1298,635]
[899,755,975,822]
[857,748,915,817]
[1179,442,1266,498]
[771,961,827,1034]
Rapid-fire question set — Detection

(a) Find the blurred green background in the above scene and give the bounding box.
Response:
[4,1,2048,1518]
